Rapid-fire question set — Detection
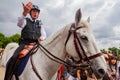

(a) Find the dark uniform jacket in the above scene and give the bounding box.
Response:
[20,18,41,43]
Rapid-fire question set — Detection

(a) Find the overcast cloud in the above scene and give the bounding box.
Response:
[0,0,120,50]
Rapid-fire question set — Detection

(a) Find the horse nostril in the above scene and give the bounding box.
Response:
[98,69,105,75]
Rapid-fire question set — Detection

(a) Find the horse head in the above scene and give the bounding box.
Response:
[65,9,107,79]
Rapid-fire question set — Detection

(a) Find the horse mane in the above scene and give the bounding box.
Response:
[42,20,92,46]
[42,24,72,46]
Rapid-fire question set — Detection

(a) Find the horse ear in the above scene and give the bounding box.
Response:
[75,8,82,25]
[87,16,90,23]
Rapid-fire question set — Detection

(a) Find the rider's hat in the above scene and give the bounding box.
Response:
[30,5,40,13]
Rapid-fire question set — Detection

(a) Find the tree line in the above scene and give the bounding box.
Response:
[0,32,120,56]
[0,33,20,48]
[101,47,120,56]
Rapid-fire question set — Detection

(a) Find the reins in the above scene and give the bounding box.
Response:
[30,23,103,80]
[37,42,89,68]
[30,42,90,80]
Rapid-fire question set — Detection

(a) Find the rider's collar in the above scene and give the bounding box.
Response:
[30,17,37,22]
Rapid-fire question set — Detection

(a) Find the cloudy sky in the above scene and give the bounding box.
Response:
[0,0,120,50]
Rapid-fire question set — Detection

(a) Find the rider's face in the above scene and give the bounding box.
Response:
[30,10,39,20]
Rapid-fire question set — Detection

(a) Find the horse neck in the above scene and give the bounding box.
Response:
[43,26,68,57]
[32,26,69,79]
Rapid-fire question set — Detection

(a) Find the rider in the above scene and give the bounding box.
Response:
[4,2,46,80]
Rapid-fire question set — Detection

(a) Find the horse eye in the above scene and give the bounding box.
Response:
[80,35,88,41]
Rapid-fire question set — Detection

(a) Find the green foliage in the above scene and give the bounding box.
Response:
[0,33,21,48]
[100,49,107,53]
[108,47,120,56]
[0,33,5,48]
[101,47,120,56]
[9,34,21,43]
[0,33,120,56]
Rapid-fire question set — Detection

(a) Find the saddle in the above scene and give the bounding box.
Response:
[19,43,36,58]
[16,43,36,75]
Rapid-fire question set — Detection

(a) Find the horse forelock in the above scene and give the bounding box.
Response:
[77,20,100,53]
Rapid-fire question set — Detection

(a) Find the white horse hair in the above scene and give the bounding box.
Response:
[0,42,18,67]
[1,9,107,80]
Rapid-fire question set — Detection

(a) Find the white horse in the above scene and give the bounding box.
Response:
[0,42,18,67]
[1,9,107,80]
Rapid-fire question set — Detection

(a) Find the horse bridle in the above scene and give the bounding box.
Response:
[64,23,103,79]
[65,23,103,64]
[30,23,103,80]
